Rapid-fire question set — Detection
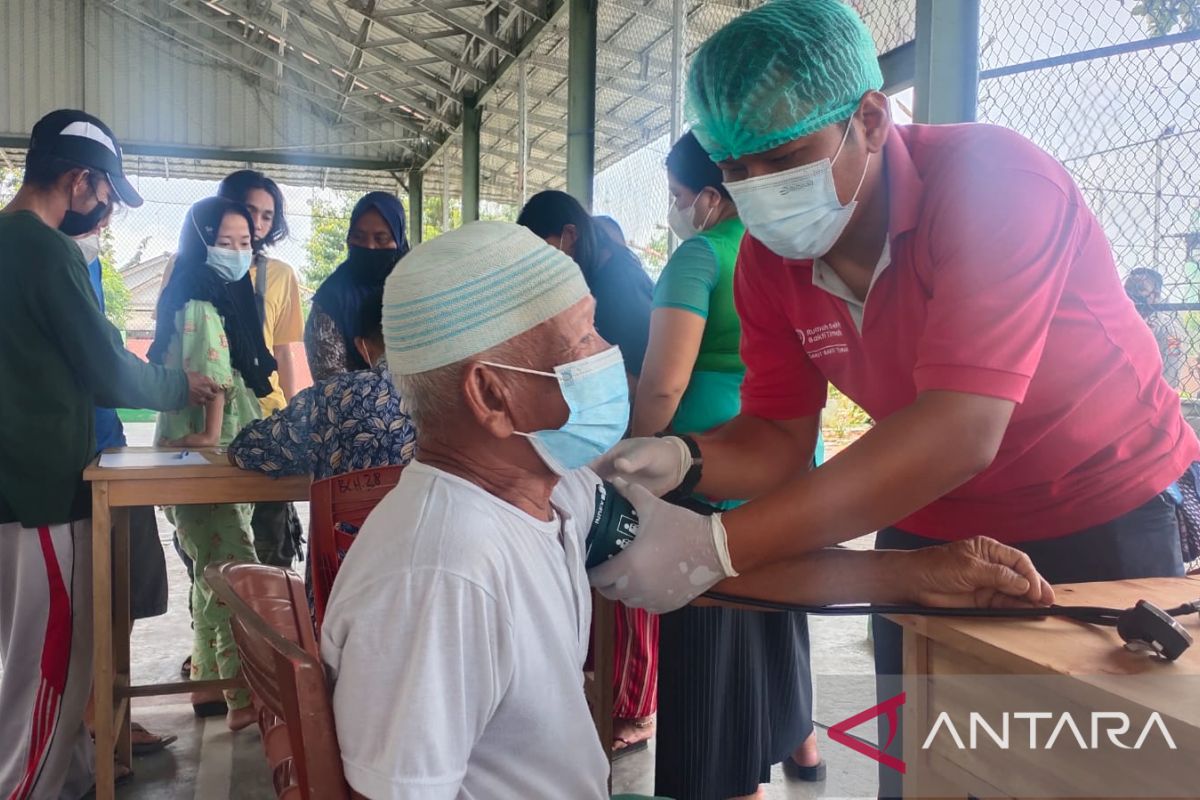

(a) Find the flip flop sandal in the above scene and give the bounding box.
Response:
[130,722,178,756]
[782,755,827,782]
[611,737,649,761]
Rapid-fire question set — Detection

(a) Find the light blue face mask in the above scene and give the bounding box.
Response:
[481,346,630,475]
[191,212,254,283]
[206,246,253,283]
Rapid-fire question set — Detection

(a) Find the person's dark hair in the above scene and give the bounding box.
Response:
[594,215,626,247]
[1128,267,1164,293]
[517,190,600,274]
[666,132,731,200]
[149,197,277,397]
[217,169,289,247]
[358,287,384,345]
[23,154,117,203]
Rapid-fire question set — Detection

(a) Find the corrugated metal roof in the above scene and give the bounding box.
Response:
[0,0,914,198]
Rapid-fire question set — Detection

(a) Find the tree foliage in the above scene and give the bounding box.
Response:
[421,194,462,242]
[1126,0,1200,35]
[100,226,132,331]
[304,193,356,291]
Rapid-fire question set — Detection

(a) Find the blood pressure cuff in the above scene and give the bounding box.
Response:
[585,481,641,569]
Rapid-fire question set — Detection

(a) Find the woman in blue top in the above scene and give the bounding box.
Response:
[632,132,823,800]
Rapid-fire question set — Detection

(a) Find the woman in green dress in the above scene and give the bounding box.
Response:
[149,197,278,731]
[632,132,824,800]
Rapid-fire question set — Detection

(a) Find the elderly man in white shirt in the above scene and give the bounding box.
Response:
[320,221,1052,800]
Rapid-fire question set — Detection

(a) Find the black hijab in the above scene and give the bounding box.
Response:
[310,192,409,371]
[148,197,277,397]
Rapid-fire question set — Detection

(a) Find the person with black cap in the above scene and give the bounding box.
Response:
[0,109,219,799]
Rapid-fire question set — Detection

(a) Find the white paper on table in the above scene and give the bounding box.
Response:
[98,451,211,468]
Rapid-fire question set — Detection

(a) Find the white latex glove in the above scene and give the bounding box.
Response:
[588,478,737,613]
[590,436,692,497]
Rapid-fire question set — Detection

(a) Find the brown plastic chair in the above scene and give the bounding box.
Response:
[205,561,350,800]
[308,465,405,630]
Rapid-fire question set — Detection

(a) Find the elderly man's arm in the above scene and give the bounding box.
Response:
[324,570,513,800]
[703,538,1054,610]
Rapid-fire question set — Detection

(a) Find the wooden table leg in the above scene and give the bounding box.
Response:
[113,507,132,769]
[91,482,115,800]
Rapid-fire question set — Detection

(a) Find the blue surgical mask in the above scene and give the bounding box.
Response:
[481,346,630,475]
[207,246,253,283]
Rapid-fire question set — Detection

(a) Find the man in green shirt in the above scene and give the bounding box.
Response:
[0,109,217,799]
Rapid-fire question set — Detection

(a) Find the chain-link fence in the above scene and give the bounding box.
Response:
[978,0,1200,396]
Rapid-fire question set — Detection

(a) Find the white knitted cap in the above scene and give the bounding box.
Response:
[383,221,589,375]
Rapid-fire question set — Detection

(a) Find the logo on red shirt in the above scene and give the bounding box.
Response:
[795,321,849,359]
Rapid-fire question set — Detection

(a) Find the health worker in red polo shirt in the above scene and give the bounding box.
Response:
[590,0,1197,657]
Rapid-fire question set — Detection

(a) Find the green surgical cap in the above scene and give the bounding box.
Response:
[687,0,884,161]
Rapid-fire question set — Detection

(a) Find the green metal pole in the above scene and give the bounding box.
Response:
[409,169,424,244]
[462,92,482,223]
[566,0,597,209]
[914,0,979,123]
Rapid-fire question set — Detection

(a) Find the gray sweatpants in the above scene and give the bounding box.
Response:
[0,520,95,800]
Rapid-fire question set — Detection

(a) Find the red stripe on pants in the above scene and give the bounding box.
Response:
[612,601,658,719]
[7,528,72,800]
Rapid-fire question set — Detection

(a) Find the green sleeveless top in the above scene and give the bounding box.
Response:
[693,217,745,374]
[652,216,746,436]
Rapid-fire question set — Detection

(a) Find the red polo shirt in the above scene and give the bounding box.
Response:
[735,123,1198,542]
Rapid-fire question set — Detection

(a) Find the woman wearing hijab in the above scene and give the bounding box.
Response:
[305,191,409,381]
[150,196,277,731]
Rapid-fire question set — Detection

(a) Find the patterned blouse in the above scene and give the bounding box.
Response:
[303,301,350,383]
[229,364,416,481]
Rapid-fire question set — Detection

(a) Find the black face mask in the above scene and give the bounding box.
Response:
[344,245,402,284]
[59,200,110,237]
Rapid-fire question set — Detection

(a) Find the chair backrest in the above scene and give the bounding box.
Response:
[309,465,405,629]
[206,562,350,800]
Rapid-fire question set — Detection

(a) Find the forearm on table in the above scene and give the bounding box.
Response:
[721,391,1013,572]
[200,392,225,444]
[706,548,917,607]
[693,413,817,500]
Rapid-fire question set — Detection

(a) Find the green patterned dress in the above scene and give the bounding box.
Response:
[155,300,261,708]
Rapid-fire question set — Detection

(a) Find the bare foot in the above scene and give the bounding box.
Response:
[611,715,655,752]
[226,704,258,732]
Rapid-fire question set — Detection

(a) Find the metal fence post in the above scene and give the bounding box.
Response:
[567,0,597,209]
[914,0,979,123]
[462,92,482,223]
[409,168,423,244]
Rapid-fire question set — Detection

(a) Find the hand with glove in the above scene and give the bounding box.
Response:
[587,478,736,614]
[590,436,693,497]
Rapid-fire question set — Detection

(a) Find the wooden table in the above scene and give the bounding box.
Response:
[892,576,1200,799]
[84,447,309,800]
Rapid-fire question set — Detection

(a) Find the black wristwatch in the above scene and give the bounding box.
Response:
[657,432,703,498]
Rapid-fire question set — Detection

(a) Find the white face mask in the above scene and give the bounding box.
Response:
[74,233,102,264]
[724,121,869,260]
[666,192,716,241]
